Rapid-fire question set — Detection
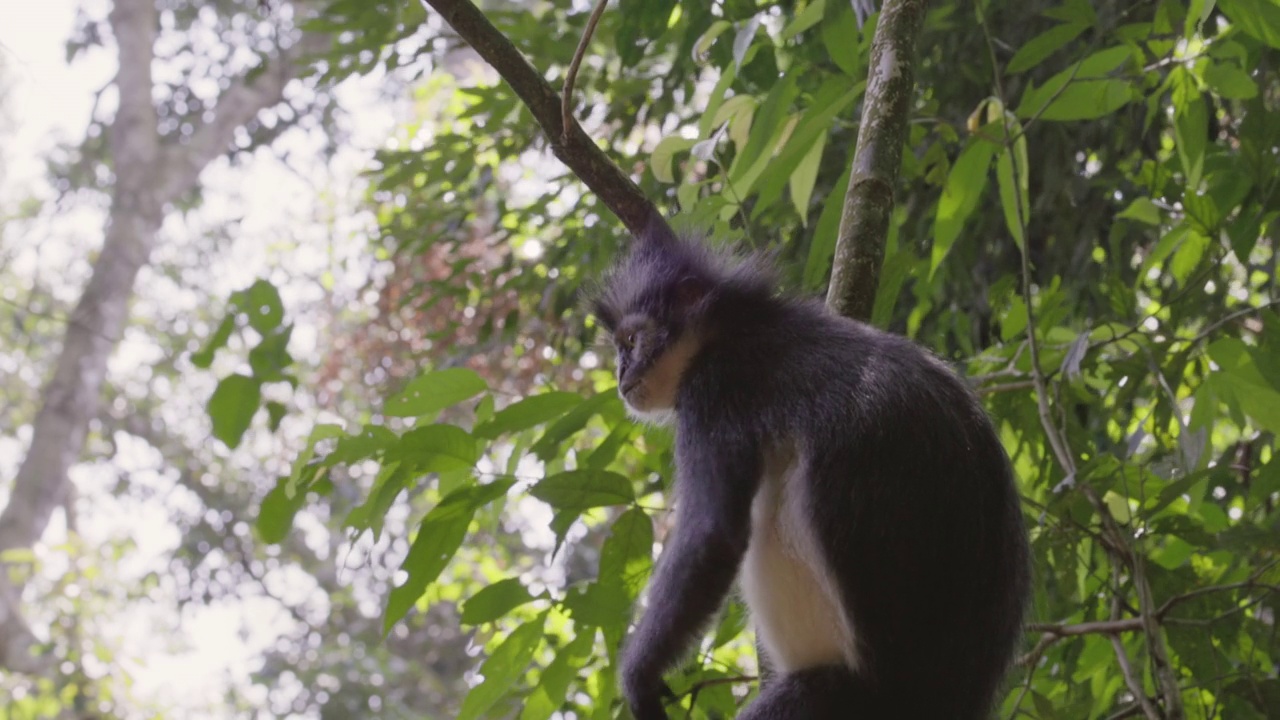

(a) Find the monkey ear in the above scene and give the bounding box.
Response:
[674,276,710,312]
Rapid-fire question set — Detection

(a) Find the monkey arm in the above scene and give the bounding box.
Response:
[620,428,761,719]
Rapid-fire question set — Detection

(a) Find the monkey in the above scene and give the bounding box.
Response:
[591,216,1032,719]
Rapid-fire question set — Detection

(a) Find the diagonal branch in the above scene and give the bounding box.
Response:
[0,0,334,675]
[160,6,331,201]
[420,0,665,239]
[108,0,161,177]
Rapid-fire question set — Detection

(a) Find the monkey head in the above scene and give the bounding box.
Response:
[591,253,707,422]
[590,221,772,423]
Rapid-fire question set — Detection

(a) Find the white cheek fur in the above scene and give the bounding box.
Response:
[617,334,700,426]
[622,398,677,426]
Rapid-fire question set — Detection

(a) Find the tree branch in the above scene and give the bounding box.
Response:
[825,0,928,321]
[108,0,161,178]
[561,0,609,146]
[160,3,331,201]
[974,6,1182,713]
[420,0,666,239]
[0,0,334,674]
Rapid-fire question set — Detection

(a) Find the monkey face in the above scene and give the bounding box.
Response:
[609,314,700,423]
[590,233,722,423]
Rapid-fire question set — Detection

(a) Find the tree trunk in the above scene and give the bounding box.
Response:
[824,0,928,322]
[0,0,326,672]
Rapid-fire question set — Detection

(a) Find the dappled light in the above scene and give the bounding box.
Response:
[2,0,1280,718]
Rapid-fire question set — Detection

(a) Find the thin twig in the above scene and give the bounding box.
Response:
[975,4,1186,716]
[682,673,757,717]
[977,380,1036,396]
[1181,298,1280,346]
[421,0,665,237]
[561,0,610,144]
[1110,563,1162,720]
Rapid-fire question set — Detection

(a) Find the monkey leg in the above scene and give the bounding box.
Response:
[736,665,869,720]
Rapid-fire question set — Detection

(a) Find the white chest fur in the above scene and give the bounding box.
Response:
[738,446,858,673]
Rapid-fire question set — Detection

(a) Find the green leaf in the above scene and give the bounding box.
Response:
[599,508,654,601]
[585,423,633,469]
[530,470,635,510]
[821,0,861,76]
[461,578,536,625]
[1220,0,1280,49]
[789,133,826,221]
[730,73,799,190]
[590,663,618,720]
[1016,46,1134,120]
[1209,339,1280,432]
[782,0,826,40]
[384,480,514,633]
[650,136,696,184]
[1002,297,1029,341]
[384,512,470,633]
[615,0,677,64]
[932,138,996,274]
[326,425,397,466]
[241,279,284,333]
[384,367,487,418]
[530,391,621,461]
[257,475,308,544]
[391,424,479,473]
[345,462,410,535]
[1023,79,1133,121]
[1044,0,1097,24]
[708,94,756,148]
[996,132,1031,249]
[1173,71,1207,189]
[0,548,35,563]
[1184,192,1222,234]
[697,66,737,142]
[248,326,293,381]
[1202,60,1258,99]
[1118,197,1163,225]
[191,314,235,368]
[871,248,916,328]
[475,392,584,439]
[1139,224,1190,281]
[456,612,549,720]
[712,599,749,649]
[285,423,345,489]
[1170,228,1210,283]
[692,19,731,60]
[562,580,631,629]
[209,374,261,448]
[752,80,861,217]
[264,401,287,431]
[1007,22,1089,74]
[803,158,851,291]
[520,631,594,720]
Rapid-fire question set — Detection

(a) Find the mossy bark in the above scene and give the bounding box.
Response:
[824,0,928,322]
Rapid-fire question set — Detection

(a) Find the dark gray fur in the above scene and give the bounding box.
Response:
[594,223,1032,719]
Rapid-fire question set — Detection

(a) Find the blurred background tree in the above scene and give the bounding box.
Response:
[2,0,1279,718]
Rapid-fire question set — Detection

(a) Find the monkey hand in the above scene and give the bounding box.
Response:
[620,660,673,720]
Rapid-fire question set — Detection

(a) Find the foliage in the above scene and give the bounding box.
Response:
[207,0,1280,717]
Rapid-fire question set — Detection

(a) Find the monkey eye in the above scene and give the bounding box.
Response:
[618,331,637,350]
